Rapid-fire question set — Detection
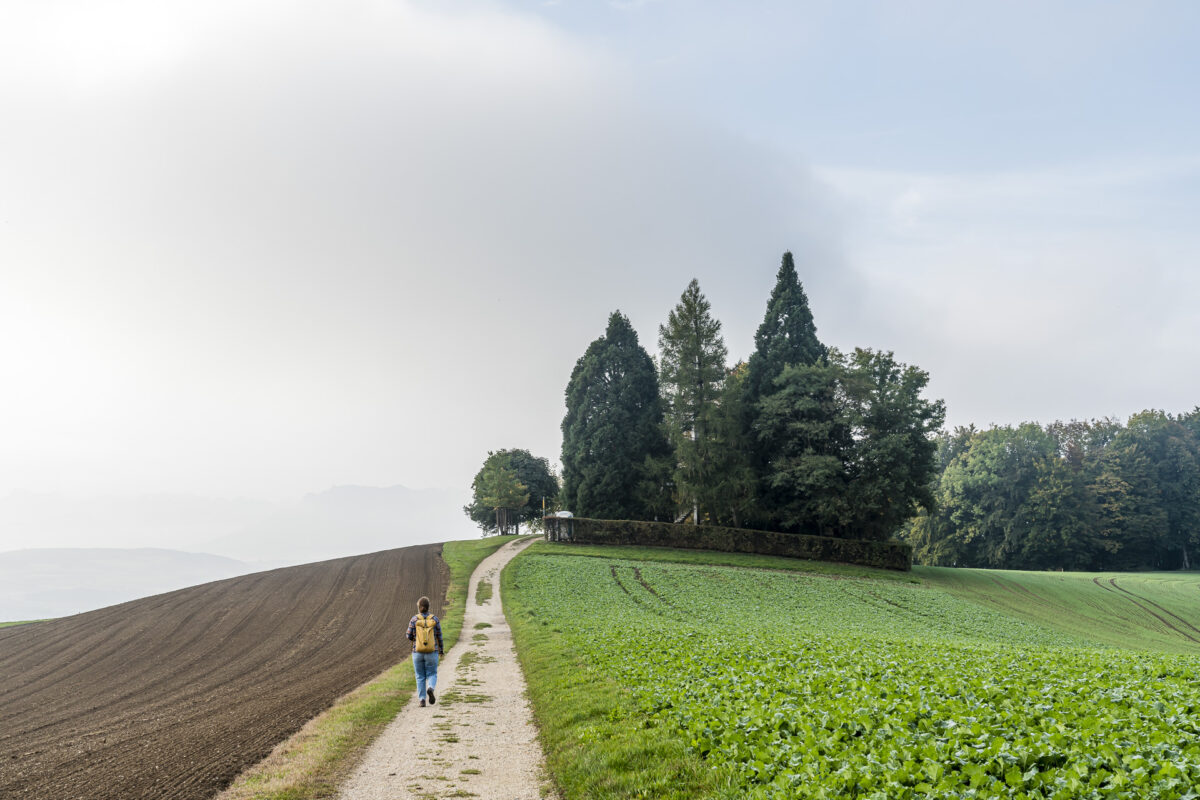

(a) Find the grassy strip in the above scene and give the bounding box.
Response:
[0,620,46,628]
[475,578,493,605]
[216,536,511,800]
[504,546,732,800]
[532,539,915,581]
[439,537,516,647]
[920,565,1200,654]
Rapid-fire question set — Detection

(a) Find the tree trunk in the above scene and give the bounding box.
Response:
[691,427,699,525]
[1183,545,1191,571]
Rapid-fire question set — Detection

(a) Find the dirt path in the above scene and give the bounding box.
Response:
[338,536,551,800]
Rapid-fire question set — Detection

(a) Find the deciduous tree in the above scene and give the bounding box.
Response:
[756,349,943,540]
[464,449,558,535]
[472,461,529,535]
[1095,411,1200,569]
[839,348,946,540]
[911,424,1058,567]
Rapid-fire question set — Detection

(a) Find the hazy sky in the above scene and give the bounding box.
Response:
[3,1,1198,518]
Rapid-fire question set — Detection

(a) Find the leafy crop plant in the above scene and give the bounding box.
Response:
[508,550,1200,799]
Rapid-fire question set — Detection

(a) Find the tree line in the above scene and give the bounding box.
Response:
[905,411,1200,570]
[558,252,946,542]
[464,253,1198,571]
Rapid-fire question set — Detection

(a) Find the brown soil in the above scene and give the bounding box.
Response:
[0,543,448,800]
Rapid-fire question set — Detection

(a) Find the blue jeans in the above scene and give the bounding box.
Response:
[412,651,439,698]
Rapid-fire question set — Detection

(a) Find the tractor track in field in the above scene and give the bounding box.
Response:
[0,543,447,800]
[988,574,1053,607]
[1105,577,1200,639]
[1092,576,1200,644]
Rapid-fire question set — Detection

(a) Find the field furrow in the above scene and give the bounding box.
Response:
[0,543,447,800]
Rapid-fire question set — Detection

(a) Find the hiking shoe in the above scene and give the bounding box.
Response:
[427,687,436,705]
[419,699,426,707]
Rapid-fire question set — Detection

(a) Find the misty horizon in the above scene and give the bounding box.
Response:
[0,482,482,619]
[3,1,1198,555]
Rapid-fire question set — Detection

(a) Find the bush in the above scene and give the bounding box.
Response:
[543,517,911,571]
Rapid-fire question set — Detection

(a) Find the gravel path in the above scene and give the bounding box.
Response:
[338,536,551,800]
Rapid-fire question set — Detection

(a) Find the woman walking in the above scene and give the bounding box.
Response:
[406,595,444,707]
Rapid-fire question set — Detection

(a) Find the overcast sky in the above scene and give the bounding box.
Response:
[3,1,1198,531]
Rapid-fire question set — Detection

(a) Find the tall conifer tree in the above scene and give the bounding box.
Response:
[743,251,827,527]
[561,312,669,520]
[709,362,756,527]
[658,279,728,523]
[744,251,826,408]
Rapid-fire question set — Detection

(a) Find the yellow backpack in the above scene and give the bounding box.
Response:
[414,613,437,653]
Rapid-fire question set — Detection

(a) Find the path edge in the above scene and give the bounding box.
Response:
[214,536,519,800]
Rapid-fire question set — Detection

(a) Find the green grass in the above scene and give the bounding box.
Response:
[507,542,1200,799]
[505,545,731,800]
[534,540,914,581]
[438,537,516,646]
[918,566,1200,654]
[0,620,45,628]
[545,541,1200,654]
[475,577,493,605]
[218,536,512,800]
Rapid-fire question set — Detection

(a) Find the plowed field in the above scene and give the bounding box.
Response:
[0,543,447,800]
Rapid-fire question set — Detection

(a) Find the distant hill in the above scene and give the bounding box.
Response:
[0,485,479,567]
[0,548,262,621]
[0,491,276,552]
[200,484,479,563]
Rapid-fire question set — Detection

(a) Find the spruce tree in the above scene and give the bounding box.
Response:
[658,279,728,523]
[561,312,669,520]
[743,251,827,528]
[708,362,756,527]
[744,251,826,408]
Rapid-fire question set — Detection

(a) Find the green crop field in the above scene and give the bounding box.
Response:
[920,566,1200,655]
[506,542,1200,800]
